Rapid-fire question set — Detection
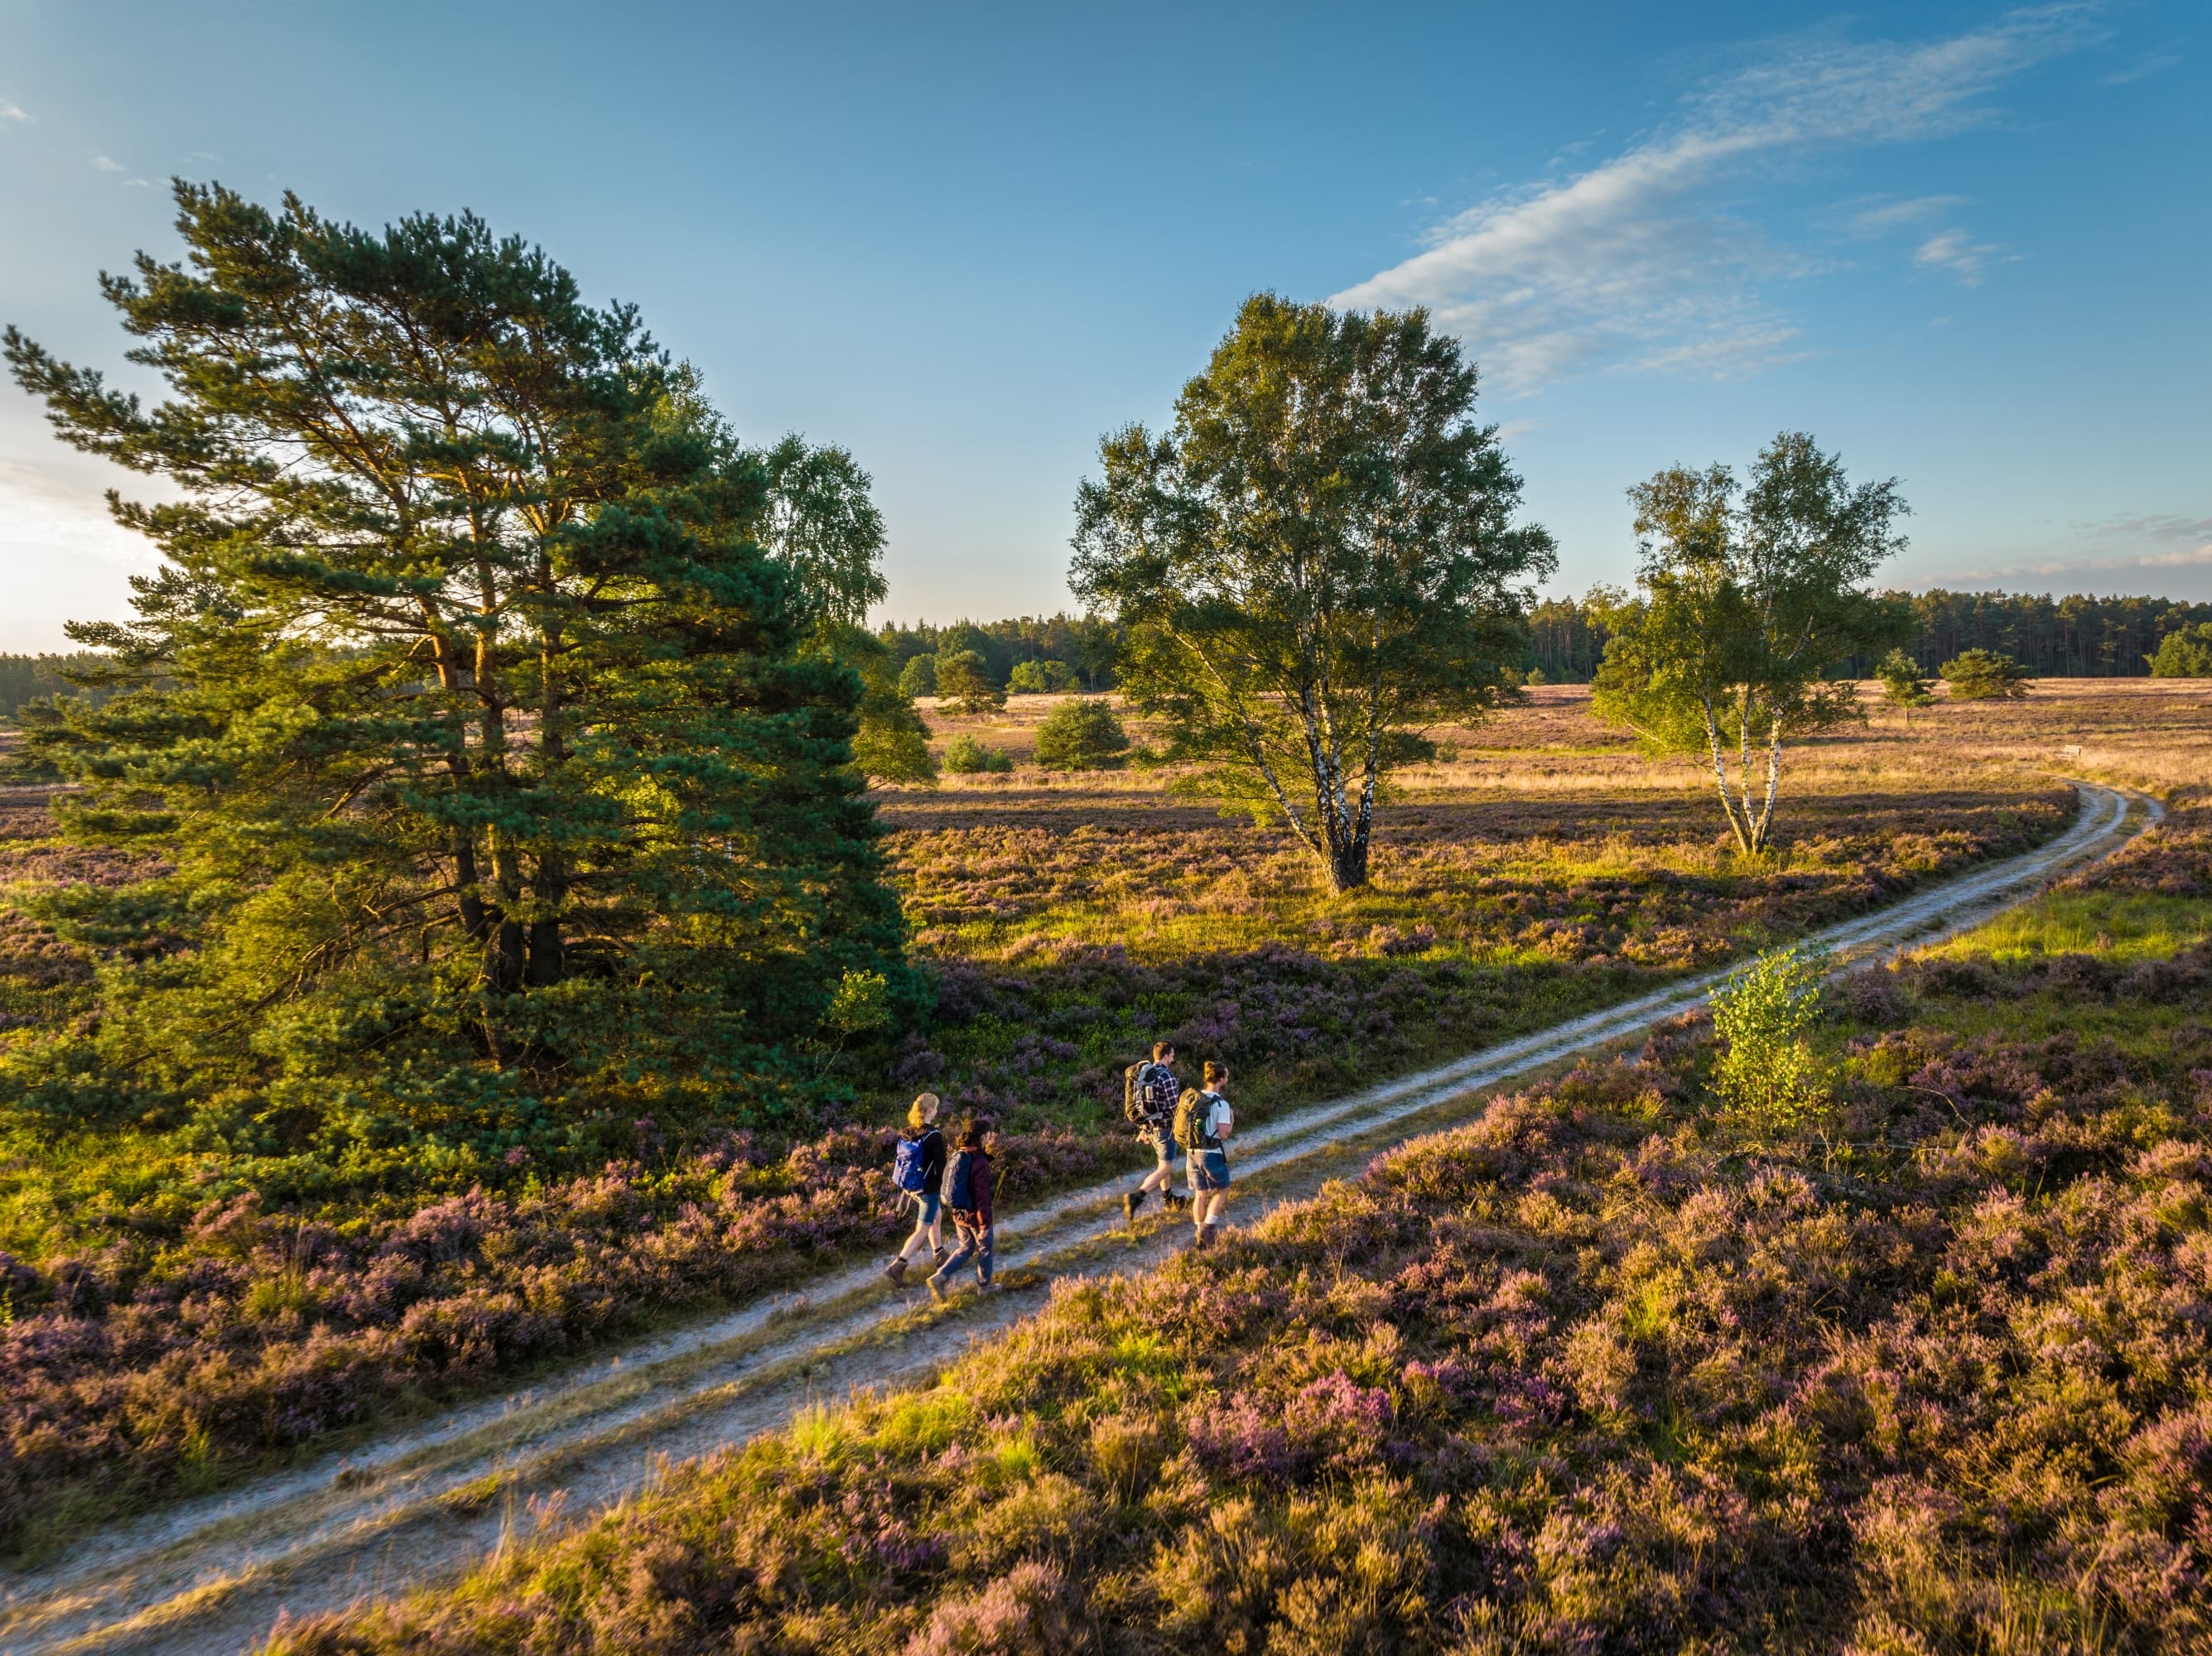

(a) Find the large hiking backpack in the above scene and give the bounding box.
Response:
[942,1148,977,1213]
[1124,1061,1178,1124]
[1172,1088,1222,1153]
[892,1135,928,1194]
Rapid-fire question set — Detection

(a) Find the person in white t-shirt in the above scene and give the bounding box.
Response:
[1188,1060,1234,1247]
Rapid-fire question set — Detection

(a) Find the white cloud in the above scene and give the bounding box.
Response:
[0,99,28,123]
[2099,51,2178,87]
[90,153,123,171]
[1906,513,2212,590]
[1844,194,1969,235]
[1330,7,2089,392]
[1912,228,2014,284]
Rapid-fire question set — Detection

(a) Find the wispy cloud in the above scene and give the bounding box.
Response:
[1908,513,2212,589]
[1912,227,2014,284]
[90,154,123,171]
[1331,7,2090,392]
[0,99,29,123]
[2098,51,2178,86]
[1844,195,1969,235]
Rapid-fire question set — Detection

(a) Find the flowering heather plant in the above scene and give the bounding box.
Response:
[0,1121,1126,1552]
[263,903,2212,1655]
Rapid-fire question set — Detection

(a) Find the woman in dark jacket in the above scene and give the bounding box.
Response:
[928,1119,995,1300]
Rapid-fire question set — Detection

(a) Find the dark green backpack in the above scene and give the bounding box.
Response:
[1172,1087,1220,1152]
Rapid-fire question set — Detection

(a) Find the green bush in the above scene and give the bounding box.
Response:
[942,734,1014,774]
[1709,943,1831,1129]
[1940,648,2032,700]
[2147,623,2212,677]
[935,650,1005,714]
[896,652,937,696]
[1032,697,1130,770]
[1007,658,1077,694]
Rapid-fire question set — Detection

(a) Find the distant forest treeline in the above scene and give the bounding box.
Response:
[874,587,2212,692]
[1527,588,2212,683]
[0,653,115,721]
[8,588,2208,720]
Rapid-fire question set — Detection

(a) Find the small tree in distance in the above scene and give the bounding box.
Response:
[1034,697,1130,769]
[897,653,937,697]
[1591,432,1908,855]
[1007,659,1077,694]
[1940,648,2032,700]
[1874,648,1935,728]
[2148,623,2212,677]
[1072,295,1555,893]
[934,649,1005,714]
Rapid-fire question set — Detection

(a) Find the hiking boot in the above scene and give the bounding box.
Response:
[1191,1224,1210,1250]
[883,1258,908,1287]
[1164,1190,1188,1213]
[1122,1190,1140,1223]
[931,1246,950,1266]
[927,1277,948,1303]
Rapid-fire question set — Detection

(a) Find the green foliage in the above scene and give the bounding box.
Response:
[934,649,1005,714]
[1033,696,1130,770]
[814,624,936,787]
[1709,942,1832,1129]
[749,435,888,627]
[896,652,937,697]
[1072,294,1554,892]
[1592,433,1909,854]
[2147,623,2212,677]
[1875,647,1935,724]
[942,734,1014,774]
[1006,658,1077,694]
[0,181,913,1172]
[1940,647,2032,700]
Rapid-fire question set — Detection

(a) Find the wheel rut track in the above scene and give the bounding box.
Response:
[3,782,2157,1655]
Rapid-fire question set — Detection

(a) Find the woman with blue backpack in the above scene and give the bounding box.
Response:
[884,1092,947,1286]
[928,1117,995,1301]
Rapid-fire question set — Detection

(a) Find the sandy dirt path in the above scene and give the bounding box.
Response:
[2,782,2154,1656]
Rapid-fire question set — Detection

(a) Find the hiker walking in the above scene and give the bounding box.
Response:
[1173,1061,1235,1248]
[929,1118,995,1300]
[884,1092,947,1285]
[1121,1040,1188,1223]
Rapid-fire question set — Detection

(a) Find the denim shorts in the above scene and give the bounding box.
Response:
[1193,1148,1231,1191]
[908,1190,942,1224]
[1145,1124,1180,1166]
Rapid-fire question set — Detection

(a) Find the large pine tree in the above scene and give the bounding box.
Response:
[3,184,910,1177]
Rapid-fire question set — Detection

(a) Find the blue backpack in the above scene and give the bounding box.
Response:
[893,1134,928,1194]
[942,1148,976,1214]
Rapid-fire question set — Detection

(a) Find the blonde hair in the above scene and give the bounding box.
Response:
[907,1092,942,1130]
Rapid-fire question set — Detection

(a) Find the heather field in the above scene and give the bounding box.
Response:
[263,787,2212,1656]
[0,686,2181,1549]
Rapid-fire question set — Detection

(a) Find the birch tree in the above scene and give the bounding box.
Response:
[1071,295,1554,892]
[1591,433,1907,854]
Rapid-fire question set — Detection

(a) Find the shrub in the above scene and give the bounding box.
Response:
[1006,659,1077,694]
[936,650,1005,714]
[1940,648,2032,700]
[2148,622,2212,677]
[1876,647,1935,724]
[898,652,938,696]
[1709,942,1831,1127]
[1032,697,1130,770]
[942,735,1014,774]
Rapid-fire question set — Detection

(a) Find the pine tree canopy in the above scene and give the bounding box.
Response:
[2,182,913,1180]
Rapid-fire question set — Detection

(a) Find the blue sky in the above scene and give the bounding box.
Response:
[1,0,2205,650]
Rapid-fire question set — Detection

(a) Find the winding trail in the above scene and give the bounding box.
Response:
[2,782,2157,1655]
